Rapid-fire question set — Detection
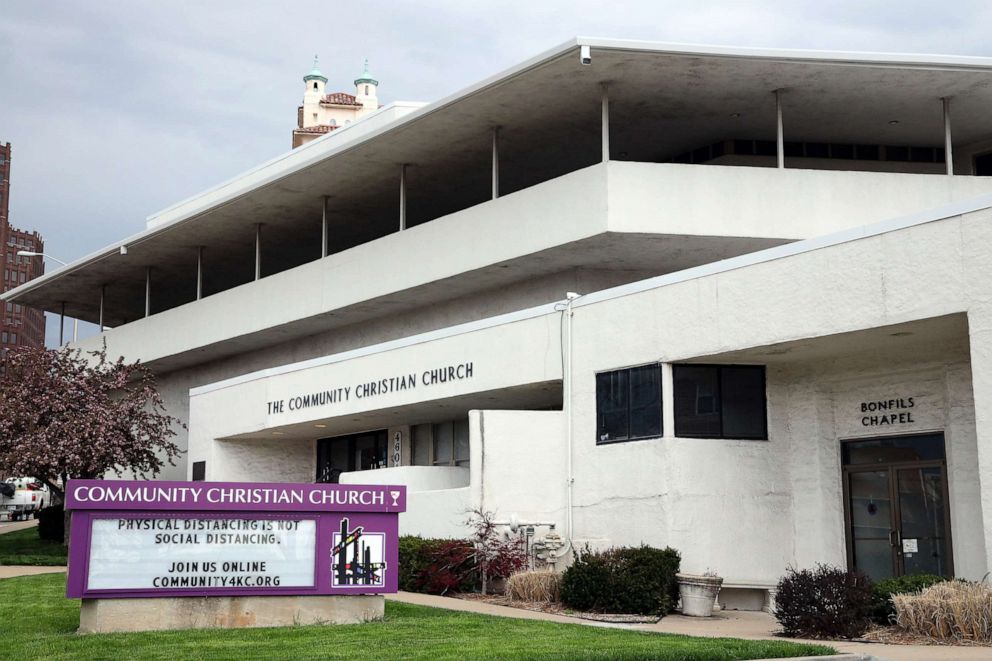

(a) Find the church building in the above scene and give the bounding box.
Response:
[7,38,992,611]
[292,57,381,148]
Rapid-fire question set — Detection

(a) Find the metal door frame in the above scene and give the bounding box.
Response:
[841,434,954,578]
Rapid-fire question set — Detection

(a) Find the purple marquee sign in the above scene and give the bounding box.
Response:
[65,479,406,600]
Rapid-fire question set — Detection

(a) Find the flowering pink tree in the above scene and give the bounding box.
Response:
[0,343,182,535]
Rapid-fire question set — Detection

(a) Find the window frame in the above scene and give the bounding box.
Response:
[595,362,663,445]
[673,363,768,440]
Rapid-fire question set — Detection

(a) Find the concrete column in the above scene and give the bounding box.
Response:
[254,224,262,281]
[491,127,500,200]
[144,267,151,318]
[59,301,65,345]
[601,84,610,163]
[98,286,105,330]
[399,165,407,231]
[661,363,674,437]
[775,89,785,169]
[321,196,329,258]
[968,307,992,574]
[196,247,203,300]
[942,97,954,176]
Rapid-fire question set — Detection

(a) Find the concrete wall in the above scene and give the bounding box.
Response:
[340,466,469,491]
[471,410,567,527]
[176,201,992,586]
[564,206,992,580]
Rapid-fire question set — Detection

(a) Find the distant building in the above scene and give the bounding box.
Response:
[0,142,45,351]
[292,57,381,148]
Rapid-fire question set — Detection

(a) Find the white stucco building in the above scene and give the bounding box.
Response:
[8,38,992,609]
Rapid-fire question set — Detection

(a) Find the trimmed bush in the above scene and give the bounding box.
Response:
[507,570,562,603]
[774,565,875,639]
[560,545,680,616]
[36,505,64,543]
[894,580,992,642]
[871,573,945,624]
[398,535,478,595]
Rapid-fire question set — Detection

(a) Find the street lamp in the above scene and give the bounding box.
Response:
[16,250,66,266]
[16,250,76,343]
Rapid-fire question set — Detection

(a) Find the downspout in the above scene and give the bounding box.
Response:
[563,292,581,548]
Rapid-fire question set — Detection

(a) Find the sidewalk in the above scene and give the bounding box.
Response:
[387,592,992,661]
[0,518,40,535]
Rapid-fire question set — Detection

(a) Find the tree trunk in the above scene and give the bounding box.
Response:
[63,506,71,547]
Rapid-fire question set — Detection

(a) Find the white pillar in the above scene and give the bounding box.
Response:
[98,286,105,330]
[399,164,407,231]
[196,247,203,300]
[491,127,500,200]
[601,84,610,163]
[59,301,65,345]
[321,196,329,258]
[144,267,151,318]
[662,363,675,437]
[942,97,954,176]
[254,224,262,281]
[967,307,992,575]
[775,89,785,170]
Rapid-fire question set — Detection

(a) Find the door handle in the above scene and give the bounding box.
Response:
[889,530,900,548]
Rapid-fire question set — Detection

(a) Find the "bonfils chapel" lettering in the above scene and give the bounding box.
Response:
[861,397,915,427]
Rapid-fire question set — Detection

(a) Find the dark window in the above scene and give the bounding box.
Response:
[784,141,804,158]
[975,152,992,176]
[191,461,206,481]
[910,147,935,163]
[832,143,855,160]
[886,146,909,162]
[754,140,776,156]
[842,433,945,465]
[805,142,829,158]
[733,139,755,156]
[674,365,767,439]
[596,364,662,444]
[855,144,879,160]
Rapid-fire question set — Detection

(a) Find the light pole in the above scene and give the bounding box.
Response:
[16,251,77,343]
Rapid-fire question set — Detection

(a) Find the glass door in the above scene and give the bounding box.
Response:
[896,466,950,577]
[847,469,896,580]
[842,434,952,580]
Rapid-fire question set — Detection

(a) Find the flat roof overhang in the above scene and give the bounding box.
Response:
[7,38,992,324]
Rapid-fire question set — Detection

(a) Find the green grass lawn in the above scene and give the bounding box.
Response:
[3,574,833,661]
[0,526,68,565]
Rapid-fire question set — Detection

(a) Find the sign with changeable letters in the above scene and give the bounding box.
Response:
[65,479,405,599]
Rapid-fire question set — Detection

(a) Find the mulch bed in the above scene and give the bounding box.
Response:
[454,593,662,624]
[856,624,991,647]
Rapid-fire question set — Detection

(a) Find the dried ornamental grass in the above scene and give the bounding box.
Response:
[893,581,992,643]
[507,570,562,603]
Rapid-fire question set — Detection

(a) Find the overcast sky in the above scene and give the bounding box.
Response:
[2,0,991,344]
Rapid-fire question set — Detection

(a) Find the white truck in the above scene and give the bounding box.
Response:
[0,477,50,521]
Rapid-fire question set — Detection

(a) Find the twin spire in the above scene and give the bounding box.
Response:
[303,55,377,89]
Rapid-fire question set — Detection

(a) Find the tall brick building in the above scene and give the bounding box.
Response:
[0,142,45,350]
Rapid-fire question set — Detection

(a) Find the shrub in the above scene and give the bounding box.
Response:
[36,505,64,543]
[894,580,992,642]
[774,565,875,639]
[560,545,681,616]
[417,539,478,595]
[398,535,479,595]
[507,570,562,603]
[465,508,528,595]
[871,574,945,624]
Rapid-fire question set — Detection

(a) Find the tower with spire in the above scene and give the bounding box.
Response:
[353,59,379,113]
[293,56,382,148]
